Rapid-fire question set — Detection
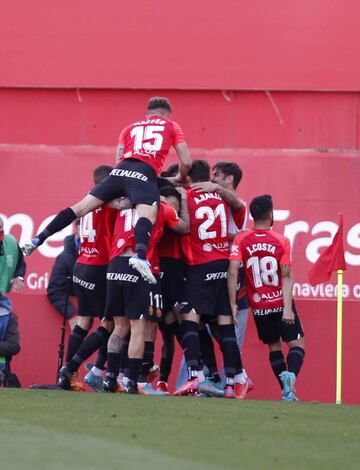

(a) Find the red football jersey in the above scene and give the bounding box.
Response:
[228,203,247,236]
[181,189,230,265]
[148,202,180,272]
[110,202,179,273]
[77,205,116,266]
[118,115,185,175]
[230,229,292,310]
[158,228,183,260]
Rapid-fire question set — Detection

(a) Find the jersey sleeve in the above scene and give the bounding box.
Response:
[280,236,292,265]
[230,204,247,231]
[118,129,126,145]
[229,233,244,262]
[163,203,180,229]
[172,121,186,145]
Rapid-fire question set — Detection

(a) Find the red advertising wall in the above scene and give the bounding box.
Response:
[1,1,360,90]
[1,1,360,403]
[2,146,360,403]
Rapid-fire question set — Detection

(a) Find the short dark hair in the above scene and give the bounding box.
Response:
[249,195,273,222]
[160,185,181,207]
[157,177,175,191]
[188,159,210,183]
[93,165,113,184]
[213,161,242,189]
[160,163,179,178]
[147,96,172,113]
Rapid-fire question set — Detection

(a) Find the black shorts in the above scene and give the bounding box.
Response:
[252,303,304,345]
[180,259,231,317]
[159,257,185,314]
[90,159,160,206]
[104,256,153,320]
[72,263,107,318]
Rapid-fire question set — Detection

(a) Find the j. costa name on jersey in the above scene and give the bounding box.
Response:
[246,243,276,256]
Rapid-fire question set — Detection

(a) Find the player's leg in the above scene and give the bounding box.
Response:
[173,309,201,396]
[279,307,305,401]
[58,265,109,390]
[137,320,166,396]
[128,203,158,285]
[126,318,146,393]
[199,323,221,384]
[217,314,247,399]
[268,341,287,391]
[65,315,93,364]
[234,306,254,390]
[157,312,181,392]
[103,317,130,393]
[22,195,103,255]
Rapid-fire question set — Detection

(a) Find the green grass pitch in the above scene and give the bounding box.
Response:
[1,389,360,470]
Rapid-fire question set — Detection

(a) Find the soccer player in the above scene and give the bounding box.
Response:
[57,165,116,391]
[189,161,253,390]
[228,195,305,401]
[103,194,189,394]
[156,185,186,393]
[173,160,247,399]
[22,97,192,285]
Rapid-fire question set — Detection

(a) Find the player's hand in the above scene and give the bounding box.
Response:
[282,307,295,325]
[11,277,24,292]
[173,173,187,185]
[190,181,218,193]
[231,303,239,326]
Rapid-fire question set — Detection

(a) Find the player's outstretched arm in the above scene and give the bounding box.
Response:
[191,181,245,213]
[171,187,190,234]
[174,142,192,183]
[227,259,241,326]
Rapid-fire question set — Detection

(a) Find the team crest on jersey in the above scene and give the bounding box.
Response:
[117,238,125,249]
[253,293,261,303]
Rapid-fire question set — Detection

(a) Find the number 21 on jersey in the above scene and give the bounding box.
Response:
[195,203,227,240]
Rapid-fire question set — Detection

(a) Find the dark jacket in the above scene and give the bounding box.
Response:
[47,235,78,319]
[0,313,20,357]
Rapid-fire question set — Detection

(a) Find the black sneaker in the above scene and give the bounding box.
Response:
[124,379,138,394]
[102,378,118,393]
[57,366,72,390]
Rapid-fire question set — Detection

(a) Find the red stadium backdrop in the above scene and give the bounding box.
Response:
[1,0,360,403]
[2,146,360,404]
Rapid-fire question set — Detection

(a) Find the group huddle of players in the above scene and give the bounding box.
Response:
[23,97,305,401]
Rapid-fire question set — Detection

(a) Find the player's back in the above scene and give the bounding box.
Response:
[119,115,185,175]
[110,201,178,270]
[181,188,230,265]
[231,229,291,310]
[77,205,116,266]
